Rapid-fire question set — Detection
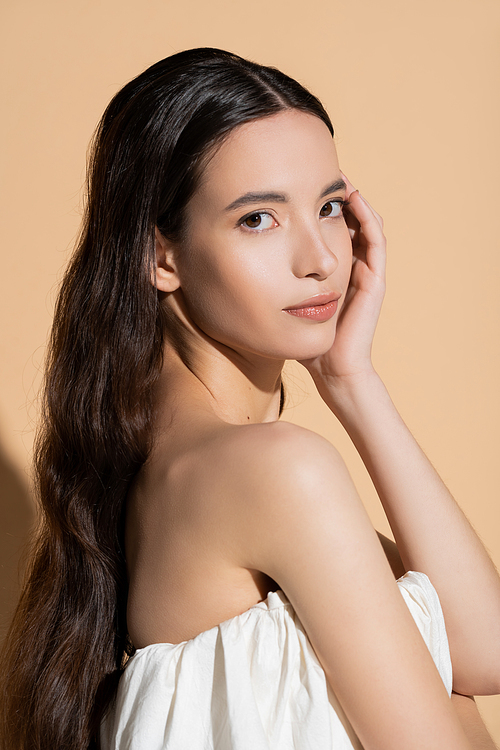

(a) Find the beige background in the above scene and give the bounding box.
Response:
[1,0,499,739]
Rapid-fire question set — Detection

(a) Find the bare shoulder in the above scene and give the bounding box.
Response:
[216,420,405,580]
[221,423,462,749]
[215,420,365,570]
[215,420,350,518]
[221,419,348,491]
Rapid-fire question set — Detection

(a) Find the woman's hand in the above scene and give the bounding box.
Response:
[295,178,500,700]
[299,174,386,391]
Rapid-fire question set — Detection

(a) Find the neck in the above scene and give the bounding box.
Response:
[155,333,284,427]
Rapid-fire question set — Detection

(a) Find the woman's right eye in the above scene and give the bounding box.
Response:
[240,212,276,230]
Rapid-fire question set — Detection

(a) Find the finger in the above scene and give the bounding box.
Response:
[345,207,360,242]
[359,194,384,230]
[341,172,384,230]
[348,191,385,243]
[347,193,386,277]
[340,172,357,200]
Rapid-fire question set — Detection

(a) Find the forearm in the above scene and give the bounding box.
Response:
[451,694,498,750]
[316,368,500,694]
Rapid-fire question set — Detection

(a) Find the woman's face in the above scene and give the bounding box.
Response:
[169,109,353,362]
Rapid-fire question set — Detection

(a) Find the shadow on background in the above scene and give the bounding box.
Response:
[0,443,35,642]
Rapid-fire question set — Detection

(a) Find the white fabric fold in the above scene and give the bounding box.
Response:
[101,571,452,749]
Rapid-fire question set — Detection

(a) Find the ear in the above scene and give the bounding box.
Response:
[152,227,181,292]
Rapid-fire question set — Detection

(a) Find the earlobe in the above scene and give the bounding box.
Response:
[152,227,181,292]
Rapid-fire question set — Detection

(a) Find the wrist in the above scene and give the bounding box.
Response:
[311,365,383,413]
[311,367,399,448]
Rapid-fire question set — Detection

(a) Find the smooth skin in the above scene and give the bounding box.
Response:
[125,110,500,749]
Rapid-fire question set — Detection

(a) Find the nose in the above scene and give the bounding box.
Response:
[291,224,339,281]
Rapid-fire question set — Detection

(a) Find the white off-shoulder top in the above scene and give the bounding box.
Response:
[101,571,452,749]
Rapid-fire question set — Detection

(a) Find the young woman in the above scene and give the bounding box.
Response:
[1,48,499,750]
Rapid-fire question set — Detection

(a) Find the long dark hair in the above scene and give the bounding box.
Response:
[0,48,333,750]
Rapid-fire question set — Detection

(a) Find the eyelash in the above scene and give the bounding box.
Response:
[238,199,350,231]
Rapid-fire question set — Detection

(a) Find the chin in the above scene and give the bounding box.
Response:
[214,323,338,363]
[276,329,338,362]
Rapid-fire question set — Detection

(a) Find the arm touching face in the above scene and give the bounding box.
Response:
[222,421,474,750]
[301,181,500,697]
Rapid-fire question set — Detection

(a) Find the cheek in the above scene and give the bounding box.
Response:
[179,252,228,326]
[178,242,277,337]
[182,223,286,304]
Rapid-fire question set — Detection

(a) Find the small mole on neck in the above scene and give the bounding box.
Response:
[247,416,250,420]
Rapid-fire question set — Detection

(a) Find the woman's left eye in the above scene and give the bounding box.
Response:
[240,212,276,230]
[319,200,347,218]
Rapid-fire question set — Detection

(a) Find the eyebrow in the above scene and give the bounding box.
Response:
[224,178,346,212]
[319,179,347,200]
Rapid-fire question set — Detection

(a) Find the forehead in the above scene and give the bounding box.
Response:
[196,110,340,205]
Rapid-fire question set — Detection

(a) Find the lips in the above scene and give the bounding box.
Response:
[283,293,340,321]
[284,293,339,310]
